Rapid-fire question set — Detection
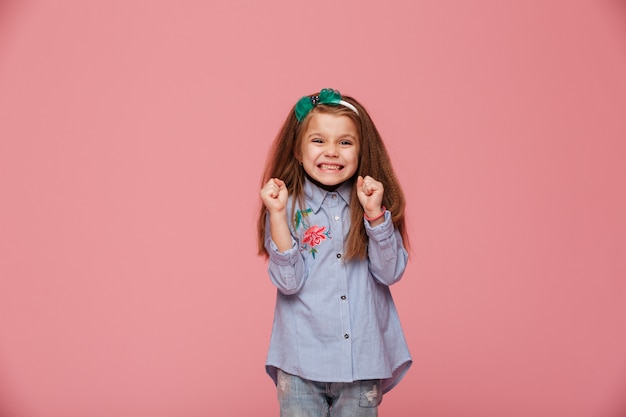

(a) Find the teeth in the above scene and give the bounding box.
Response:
[320,164,341,170]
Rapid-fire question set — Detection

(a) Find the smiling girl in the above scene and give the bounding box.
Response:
[257,89,412,417]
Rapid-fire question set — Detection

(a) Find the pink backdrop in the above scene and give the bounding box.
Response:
[1,1,625,416]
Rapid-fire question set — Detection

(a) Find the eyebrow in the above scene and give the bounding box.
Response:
[306,132,358,140]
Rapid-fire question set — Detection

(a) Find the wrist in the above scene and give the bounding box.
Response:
[268,208,288,222]
[364,206,386,222]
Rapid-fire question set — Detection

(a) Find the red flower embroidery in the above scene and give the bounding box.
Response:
[303,225,327,247]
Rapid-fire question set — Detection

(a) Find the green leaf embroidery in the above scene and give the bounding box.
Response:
[294,208,313,230]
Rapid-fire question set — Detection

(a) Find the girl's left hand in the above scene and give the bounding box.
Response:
[357,175,384,219]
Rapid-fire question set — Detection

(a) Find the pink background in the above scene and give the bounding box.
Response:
[1,1,625,416]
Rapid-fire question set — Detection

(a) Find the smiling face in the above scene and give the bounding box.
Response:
[298,112,360,188]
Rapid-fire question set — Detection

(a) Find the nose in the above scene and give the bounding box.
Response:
[324,143,339,157]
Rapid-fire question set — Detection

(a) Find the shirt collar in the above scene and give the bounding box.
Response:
[304,177,353,213]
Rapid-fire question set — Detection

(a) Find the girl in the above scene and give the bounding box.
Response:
[257,88,411,416]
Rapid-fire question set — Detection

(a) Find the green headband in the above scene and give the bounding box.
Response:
[295,88,360,122]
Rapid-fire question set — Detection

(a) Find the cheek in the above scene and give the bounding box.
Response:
[302,146,320,162]
[348,150,360,164]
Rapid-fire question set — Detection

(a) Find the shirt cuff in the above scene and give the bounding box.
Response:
[364,209,394,240]
[268,238,299,266]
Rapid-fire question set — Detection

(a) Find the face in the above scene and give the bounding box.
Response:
[299,112,360,188]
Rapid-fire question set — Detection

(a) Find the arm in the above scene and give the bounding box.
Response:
[260,178,306,294]
[365,211,408,286]
[357,175,408,285]
[264,228,306,295]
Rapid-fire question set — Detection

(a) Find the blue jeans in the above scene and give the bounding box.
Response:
[276,369,382,417]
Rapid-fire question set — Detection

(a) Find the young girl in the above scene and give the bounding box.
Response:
[257,88,411,416]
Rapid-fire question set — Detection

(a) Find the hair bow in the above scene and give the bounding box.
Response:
[295,88,346,122]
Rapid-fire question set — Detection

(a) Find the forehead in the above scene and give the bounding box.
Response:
[304,112,359,137]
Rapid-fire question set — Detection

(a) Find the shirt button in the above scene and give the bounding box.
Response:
[344,334,350,339]
[336,253,341,259]
[341,295,346,300]
[334,215,340,221]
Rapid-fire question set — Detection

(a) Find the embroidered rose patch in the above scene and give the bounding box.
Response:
[302,225,330,259]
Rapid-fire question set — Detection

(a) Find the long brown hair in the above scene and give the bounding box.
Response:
[257,92,408,261]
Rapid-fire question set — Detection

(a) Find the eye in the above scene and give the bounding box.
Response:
[311,137,324,144]
[339,139,353,146]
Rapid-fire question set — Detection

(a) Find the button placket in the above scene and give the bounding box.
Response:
[325,190,352,364]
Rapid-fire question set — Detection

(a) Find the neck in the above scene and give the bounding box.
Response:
[305,173,354,192]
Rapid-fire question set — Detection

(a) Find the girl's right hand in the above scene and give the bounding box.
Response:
[260,178,288,213]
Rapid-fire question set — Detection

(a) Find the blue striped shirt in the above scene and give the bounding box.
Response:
[265,178,412,393]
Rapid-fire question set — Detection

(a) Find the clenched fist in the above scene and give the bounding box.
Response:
[260,178,288,214]
[357,175,385,224]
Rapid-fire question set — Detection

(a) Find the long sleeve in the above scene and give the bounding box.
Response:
[364,210,408,286]
[265,220,306,295]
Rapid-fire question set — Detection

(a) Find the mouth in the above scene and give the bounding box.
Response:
[318,163,344,171]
